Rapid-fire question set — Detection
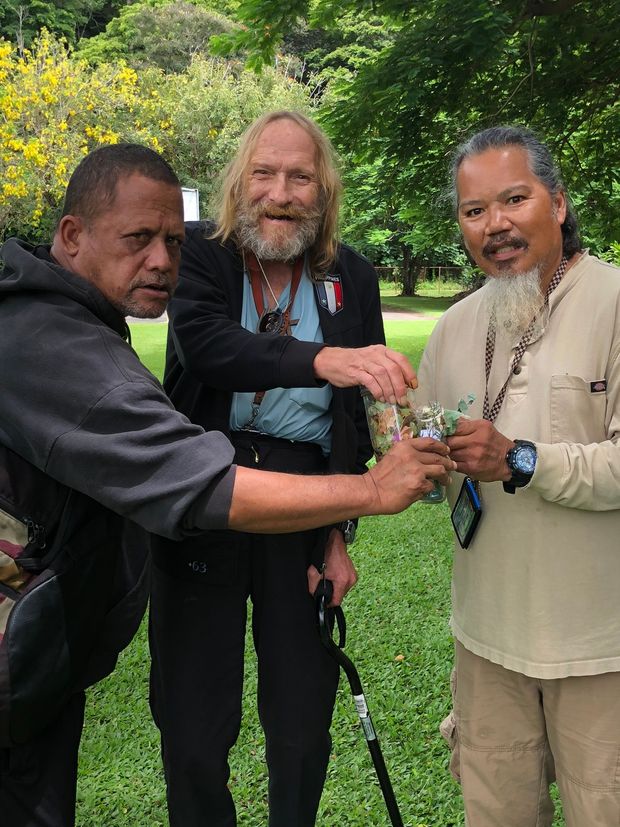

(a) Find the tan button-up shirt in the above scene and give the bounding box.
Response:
[418,253,620,678]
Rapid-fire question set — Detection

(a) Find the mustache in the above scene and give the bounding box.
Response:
[130,273,174,294]
[482,235,528,257]
[242,201,324,223]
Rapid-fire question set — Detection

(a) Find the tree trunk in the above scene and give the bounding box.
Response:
[400,245,422,297]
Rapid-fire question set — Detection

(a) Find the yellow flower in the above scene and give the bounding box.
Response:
[3,181,28,197]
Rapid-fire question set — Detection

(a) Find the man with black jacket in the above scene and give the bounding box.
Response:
[149,111,415,827]
[0,142,452,827]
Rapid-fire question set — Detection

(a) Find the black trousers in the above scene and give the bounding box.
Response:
[149,433,340,827]
[0,691,85,827]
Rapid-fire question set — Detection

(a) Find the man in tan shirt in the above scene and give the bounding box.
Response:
[418,126,620,826]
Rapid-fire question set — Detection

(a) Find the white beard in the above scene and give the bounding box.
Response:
[235,201,321,262]
[483,265,548,342]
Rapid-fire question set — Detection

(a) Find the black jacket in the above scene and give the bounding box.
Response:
[164,222,385,474]
[0,239,236,536]
[0,238,238,743]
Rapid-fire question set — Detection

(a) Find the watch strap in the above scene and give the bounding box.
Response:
[335,519,356,544]
[503,439,536,494]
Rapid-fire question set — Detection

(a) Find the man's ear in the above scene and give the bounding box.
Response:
[56,214,85,257]
[553,190,567,226]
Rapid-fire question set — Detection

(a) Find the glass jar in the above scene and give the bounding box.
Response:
[360,387,418,459]
[415,401,447,504]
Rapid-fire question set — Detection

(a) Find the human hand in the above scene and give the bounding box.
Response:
[446,418,514,482]
[313,344,417,406]
[363,437,455,514]
[307,529,358,607]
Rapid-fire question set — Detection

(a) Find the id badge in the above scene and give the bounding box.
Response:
[451,477,482,549]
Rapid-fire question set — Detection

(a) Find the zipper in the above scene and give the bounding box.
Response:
[0,500,47,555]
[25,518,46,550]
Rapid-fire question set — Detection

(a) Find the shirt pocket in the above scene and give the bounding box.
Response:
[550,374,607,444]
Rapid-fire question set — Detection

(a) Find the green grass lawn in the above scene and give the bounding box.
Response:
[76,318,564,827]
[378,280,462,319]
[381,296,453,319]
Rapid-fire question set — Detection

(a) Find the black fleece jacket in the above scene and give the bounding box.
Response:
[0,238,236,538]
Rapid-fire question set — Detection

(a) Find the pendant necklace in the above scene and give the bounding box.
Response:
[244,251,303,335]
[255,256,286,333]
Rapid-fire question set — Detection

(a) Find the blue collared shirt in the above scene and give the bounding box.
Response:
[230,260,333,453]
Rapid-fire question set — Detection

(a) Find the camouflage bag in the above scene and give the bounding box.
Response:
[0,443,147,747]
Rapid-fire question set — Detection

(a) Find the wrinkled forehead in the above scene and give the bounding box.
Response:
[250,120,318,166]
[95,174,184,229]
[456,146,542,202]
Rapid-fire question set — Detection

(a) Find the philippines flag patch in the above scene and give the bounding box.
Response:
[314,274,343,315]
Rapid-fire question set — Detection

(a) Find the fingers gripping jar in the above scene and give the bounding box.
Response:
[360,389,447,505]
[415,402,447,503]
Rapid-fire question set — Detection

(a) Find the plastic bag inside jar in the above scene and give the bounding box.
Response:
[361,387,419,459]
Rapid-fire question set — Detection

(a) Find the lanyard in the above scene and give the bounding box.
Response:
[483,257,568,423]
[241,252,304,430]
[245,251,304,336]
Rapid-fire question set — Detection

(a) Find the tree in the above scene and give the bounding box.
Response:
[212,0,620,280]
[76,0,236,73]
[339,151,468,294]
[0,30,312,240]
[0,31,170,240]
[0,0,126,49]
[279,10,396,87]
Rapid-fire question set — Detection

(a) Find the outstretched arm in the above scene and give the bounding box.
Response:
[224,437,454,533]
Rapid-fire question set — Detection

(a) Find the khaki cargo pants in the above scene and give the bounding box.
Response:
[440,640,620,827]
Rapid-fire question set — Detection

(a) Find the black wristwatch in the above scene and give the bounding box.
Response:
[503,440,537,494]
[336,520,356,544]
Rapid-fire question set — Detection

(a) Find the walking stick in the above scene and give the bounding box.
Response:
[315,578,405,827]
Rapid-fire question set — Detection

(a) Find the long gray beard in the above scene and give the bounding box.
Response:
[484,266,547,342]
[235,203,321,262]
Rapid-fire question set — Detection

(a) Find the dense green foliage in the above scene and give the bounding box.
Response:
[76,0,236,73]
[0,0,617,277]
[213,0,620,279]
[0,0,125,47]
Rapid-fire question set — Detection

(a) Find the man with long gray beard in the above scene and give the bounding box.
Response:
[417,125,620,826]
[148,110,418,827]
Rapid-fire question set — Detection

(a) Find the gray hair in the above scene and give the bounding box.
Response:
[449,126,581,257]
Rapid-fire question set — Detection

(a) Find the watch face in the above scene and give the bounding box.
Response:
[514,444,537,473]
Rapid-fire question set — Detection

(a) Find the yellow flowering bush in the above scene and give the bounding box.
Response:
[0,30,170,240]
[0,30,313,241]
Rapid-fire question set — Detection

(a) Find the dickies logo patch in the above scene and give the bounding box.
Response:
[314,274,343,315]
[590,380,607,393]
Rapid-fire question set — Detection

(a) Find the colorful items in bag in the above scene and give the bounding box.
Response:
[360,388,419,458]
[361,389,476,503]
